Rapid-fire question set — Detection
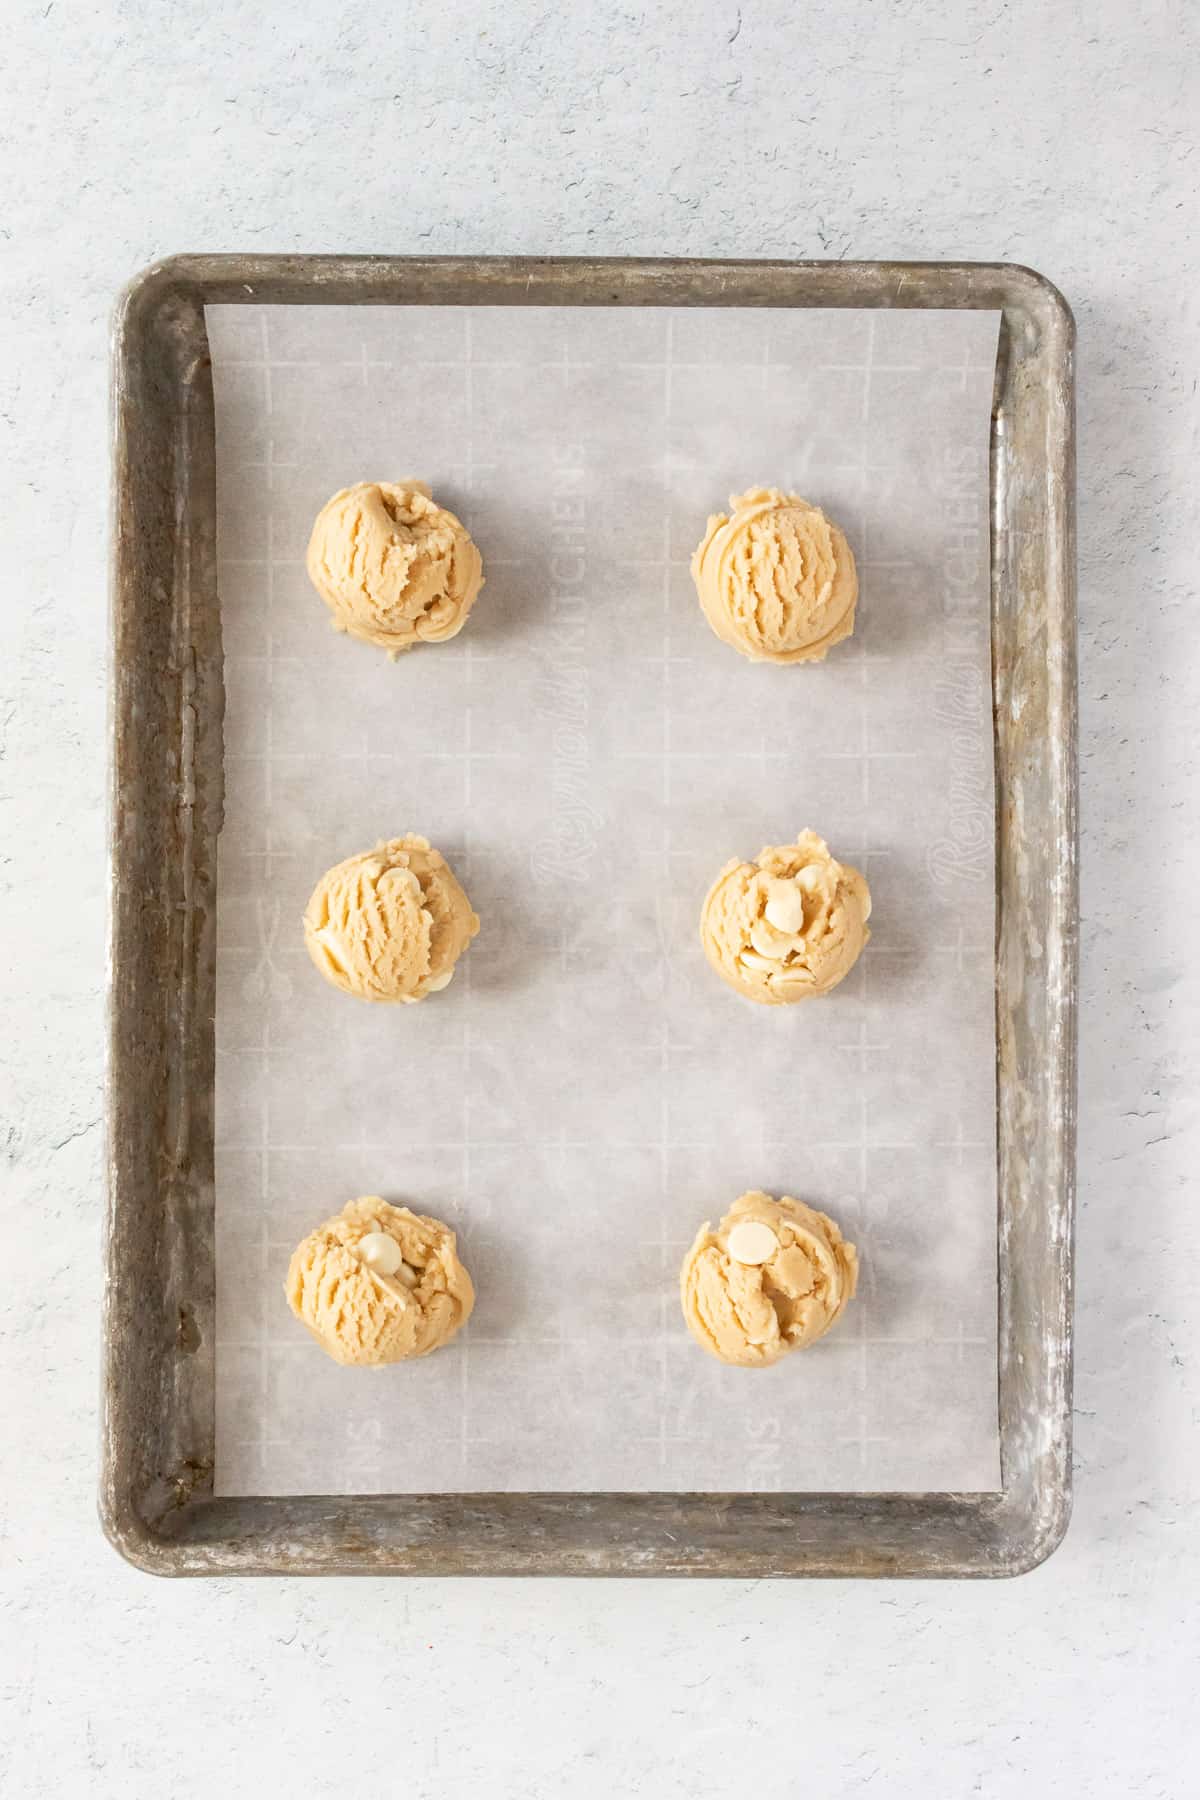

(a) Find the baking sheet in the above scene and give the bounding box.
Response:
[207,300,1002,1496]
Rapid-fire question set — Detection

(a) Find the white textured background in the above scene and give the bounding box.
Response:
[1,1,1196,1794]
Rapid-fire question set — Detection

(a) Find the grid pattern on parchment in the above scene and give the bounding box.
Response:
[208,302,1002,1496]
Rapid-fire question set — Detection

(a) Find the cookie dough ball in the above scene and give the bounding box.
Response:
[306,480,484,657]
[680,1191,858,1368]
[303,835,479,1004]
[286,1197,475,1366]
[700,830,870,1005]
[691,487,857,664]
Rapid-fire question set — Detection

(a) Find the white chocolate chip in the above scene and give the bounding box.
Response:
[749,918,787,959]
[773,968,812,989]
[738,949,777,974]
[763,879,805,934]
[796,865,822,892]
[424,968,454,994]
[357,1231,405,1277]
[393,1260,419,1288]
[726,1220,779,1265]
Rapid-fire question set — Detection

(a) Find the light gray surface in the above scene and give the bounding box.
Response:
[1,0,1195,1791]
[208,301,1000,1498]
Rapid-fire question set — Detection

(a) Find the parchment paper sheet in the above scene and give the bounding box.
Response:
[208,301,1002,1494]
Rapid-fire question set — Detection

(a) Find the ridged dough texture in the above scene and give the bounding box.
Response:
[680,1191,858,1367]
[700,830,870,1005]
[691,487,857,663]
[303,835,479,1003]
[306,479,484,656]
[286,1197,475,1366]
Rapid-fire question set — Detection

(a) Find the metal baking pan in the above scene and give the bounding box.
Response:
[102,255,1075,1577]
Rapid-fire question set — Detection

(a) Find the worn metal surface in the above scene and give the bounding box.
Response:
[102,255,1076,1577]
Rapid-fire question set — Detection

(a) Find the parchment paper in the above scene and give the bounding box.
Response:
[208,301,1002,1495]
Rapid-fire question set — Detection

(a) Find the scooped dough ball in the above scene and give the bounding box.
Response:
[691,487,857,664]
[700,830,870,1005]
[680,1191,858,1368]
[303,835,479,1004]
[286,1197,475,1366]
[306,480,484,656]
